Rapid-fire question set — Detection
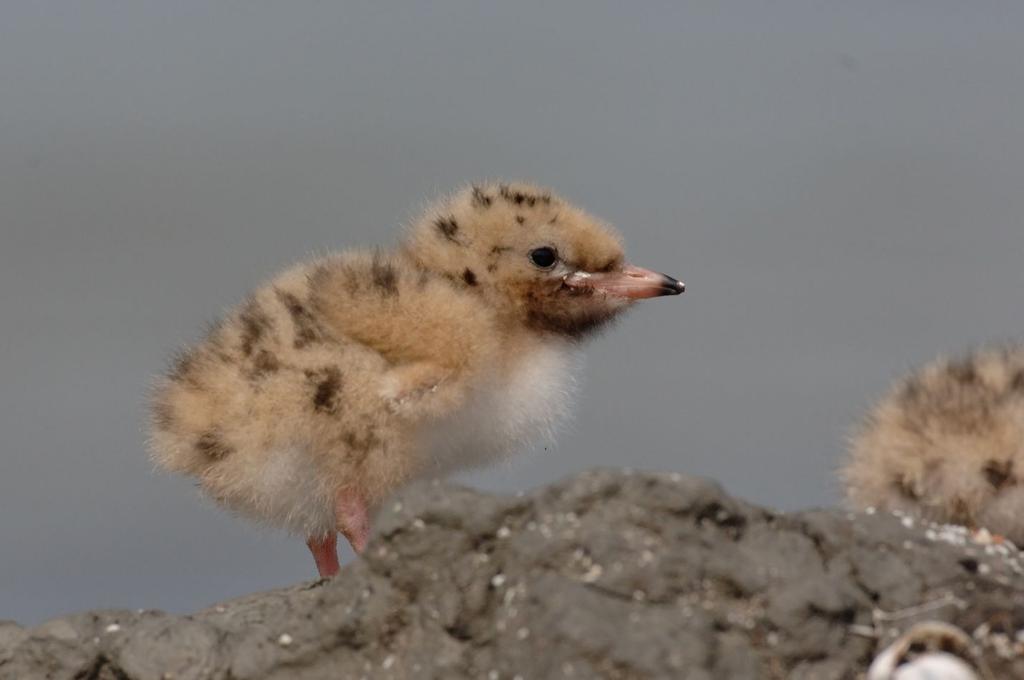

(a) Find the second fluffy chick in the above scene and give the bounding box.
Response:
[843,344,1024,543]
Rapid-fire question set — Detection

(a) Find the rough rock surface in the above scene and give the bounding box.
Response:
[3,469,1024,679]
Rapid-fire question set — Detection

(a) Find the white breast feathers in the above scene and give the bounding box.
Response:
[419,340,582,476]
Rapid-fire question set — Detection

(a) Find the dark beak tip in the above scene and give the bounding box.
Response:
[662,275,685,295]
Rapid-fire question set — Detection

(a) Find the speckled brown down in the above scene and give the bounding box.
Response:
[148,181,684,576]
[843,344,1024,544]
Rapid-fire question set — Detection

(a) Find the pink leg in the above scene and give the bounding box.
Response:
[306,533,340,578]
[336,491,370,554]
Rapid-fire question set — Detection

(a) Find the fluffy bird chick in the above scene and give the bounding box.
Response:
[843,345,1024,544]
[150,181,684,577]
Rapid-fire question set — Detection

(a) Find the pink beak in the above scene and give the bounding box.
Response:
[564,264,685,300]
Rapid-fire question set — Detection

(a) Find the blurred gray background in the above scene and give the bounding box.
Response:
[2,1,1022,625]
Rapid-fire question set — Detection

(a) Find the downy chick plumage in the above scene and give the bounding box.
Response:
[843,344,1024,543]
[149,181,684,576]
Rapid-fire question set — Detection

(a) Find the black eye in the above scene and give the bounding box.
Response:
[529,247,558,269]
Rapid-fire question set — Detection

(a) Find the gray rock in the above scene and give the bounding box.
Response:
[3,469,1023,679]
